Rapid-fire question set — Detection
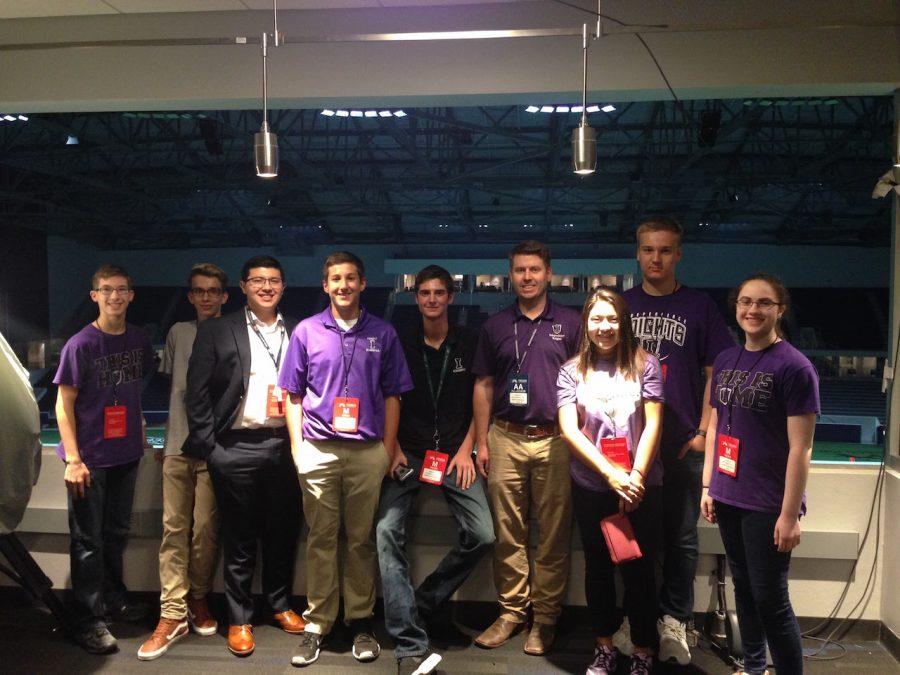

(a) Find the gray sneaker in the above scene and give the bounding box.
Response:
[291,631,322,667]
[77,623,118,654]
[611,617,634,656]
[657,614,691,665]
[397,651,442,675]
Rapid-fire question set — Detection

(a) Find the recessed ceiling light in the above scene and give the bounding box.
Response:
[525,105,539,113]
[350,110,363,117]
[378,110,393,117]
[364,110,378,118]
[555,105,570,113]
[540,106,554,113]
[336,110,349,117]
[321,109,335,116]
[393,110,407,117]
[601,104,616,113]
[586,105,600,113]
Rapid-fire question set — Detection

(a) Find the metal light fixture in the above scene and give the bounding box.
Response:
[572,22,597,175]
[255,1,281,178]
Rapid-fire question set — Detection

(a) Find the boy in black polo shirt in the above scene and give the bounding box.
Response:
[376,265,495,675]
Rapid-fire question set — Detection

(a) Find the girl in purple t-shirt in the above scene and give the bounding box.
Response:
[557,289,664,675]
[701,274,819,675]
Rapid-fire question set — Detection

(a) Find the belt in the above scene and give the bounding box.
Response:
[223,426,288,439]
[492,417,559,439]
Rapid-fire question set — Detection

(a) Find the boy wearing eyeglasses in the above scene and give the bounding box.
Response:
[138,263,228,660]
[54,264,156,654]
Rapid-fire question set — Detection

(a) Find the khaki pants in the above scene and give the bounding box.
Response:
[159,454,219,619]
[296,439,390,635]
[487,424,572,625]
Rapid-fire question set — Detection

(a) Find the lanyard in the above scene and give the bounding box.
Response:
[422,342,453,450]
[339,330,360,397]
[94,321,125,405]
[724,340,778,433]
[513,318,543,374]
[246,308,285,371]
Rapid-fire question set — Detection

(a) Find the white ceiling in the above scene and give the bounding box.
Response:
[0,0,523,20]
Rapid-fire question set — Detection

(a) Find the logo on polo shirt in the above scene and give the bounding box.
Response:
[452,357,465,373]
[550,323,565,341]
[366,336,381,352]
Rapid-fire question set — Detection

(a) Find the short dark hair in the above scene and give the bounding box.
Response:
[188,262,227,288]
[322,251,365,280]
[508,240,551,268]
[636,216,683,246]
[92,264,131,289]
[241,255,283,281]
[414,265,454,294]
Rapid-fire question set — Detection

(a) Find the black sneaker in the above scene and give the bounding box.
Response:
[291,631,322,667]
[425,609,472,648]
[77,623,118,654]
[397,651,442,675]
[106,598,151,623]
[348,619,381,662]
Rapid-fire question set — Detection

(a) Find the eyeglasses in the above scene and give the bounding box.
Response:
[190,287,224,297]
[94,286,130,297]
[245,276,284,289]
[737,298,780,310]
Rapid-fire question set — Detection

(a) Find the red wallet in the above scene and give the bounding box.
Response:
[600,513,643,564]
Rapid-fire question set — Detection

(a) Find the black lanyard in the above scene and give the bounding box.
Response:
[94,321,125,405]
[339,329,360,398]
[513,318,543,374]
[422,341,453,450]
[724,340,778,433]
[246,308,285,371]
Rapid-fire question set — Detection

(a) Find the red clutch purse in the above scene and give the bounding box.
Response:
[600,513,642,564]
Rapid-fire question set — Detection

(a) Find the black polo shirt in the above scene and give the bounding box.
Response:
[396,321,477,458]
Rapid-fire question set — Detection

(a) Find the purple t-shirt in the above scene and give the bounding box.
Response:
[709,341,820,514]
[471,299,581,426]
[622,285,734,448]
[53,323,154,469]
[279,307,414,442]
[557,354,665,492]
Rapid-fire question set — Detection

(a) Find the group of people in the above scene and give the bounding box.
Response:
[54,216,818,675]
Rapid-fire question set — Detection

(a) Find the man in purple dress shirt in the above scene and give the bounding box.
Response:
[620,217,734,665]
[470,240,581,656]
[280,251,413,668]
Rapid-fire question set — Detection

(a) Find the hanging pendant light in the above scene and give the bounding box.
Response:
[255,30,278,178]
[572,23,597,175]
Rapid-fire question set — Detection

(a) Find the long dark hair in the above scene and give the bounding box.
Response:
[729,273,790,338]
[576,288,644,381]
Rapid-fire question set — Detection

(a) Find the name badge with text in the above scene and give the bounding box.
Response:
[267,385,285,418]
[104,405,127,439]
[600,436,632,472]
[508,375,529,407]
[333,397,360,433]
[717,434,740,477]
[419,450,449,485]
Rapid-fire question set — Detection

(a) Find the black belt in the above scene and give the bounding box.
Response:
[222,426,288,439]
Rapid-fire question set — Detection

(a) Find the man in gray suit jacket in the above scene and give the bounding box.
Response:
[184,255,303,657]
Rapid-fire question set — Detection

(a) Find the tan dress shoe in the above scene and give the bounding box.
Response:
[474,618,526,648]
[523,622,555,655]
[273,609,305,634]
[227,624,254,656]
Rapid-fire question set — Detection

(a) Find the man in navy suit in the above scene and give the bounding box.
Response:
[184,255,303,656]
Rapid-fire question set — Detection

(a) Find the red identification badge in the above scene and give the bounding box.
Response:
[661,364,668,382]
[104,405,127,439]
[419,450,449,485]
[717,434,740,477]
[267,385,285,418]
[600,437,632,472]
[332,397,360,433]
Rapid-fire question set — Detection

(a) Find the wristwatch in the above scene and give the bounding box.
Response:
[695,429,707,438]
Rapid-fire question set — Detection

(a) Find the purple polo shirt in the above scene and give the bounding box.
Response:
[622,284,734,449]
[471,298,581,426]
[53,323,155,469]
[709,341,819,515]
[278,307,414,442]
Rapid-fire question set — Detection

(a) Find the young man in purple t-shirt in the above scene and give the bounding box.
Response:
[54,264,155,654]
[620,217,734,665]
[471,240,581,656]
[280,251,413,668]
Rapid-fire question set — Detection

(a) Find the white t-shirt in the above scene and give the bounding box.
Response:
[160,320,197,456]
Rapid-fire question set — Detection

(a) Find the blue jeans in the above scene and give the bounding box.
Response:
[659,445,703,621]
[67,460,139,628]
[376,452,494,658]
[715,501,803,675]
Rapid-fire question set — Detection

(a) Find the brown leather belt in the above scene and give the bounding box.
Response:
[492,417,559,439]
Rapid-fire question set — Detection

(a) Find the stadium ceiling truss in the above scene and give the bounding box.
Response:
[0,95,893,250]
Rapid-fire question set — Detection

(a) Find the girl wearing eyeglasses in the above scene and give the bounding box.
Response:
[557,288,664,675]
[701,274,819,675]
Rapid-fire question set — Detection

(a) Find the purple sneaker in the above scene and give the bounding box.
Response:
[586,644,619,675]
[629,651,654,675]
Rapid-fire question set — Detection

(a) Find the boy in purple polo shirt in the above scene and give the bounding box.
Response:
[54,264,155,654]
[471,240,581,656]
[280,251,413,668]
[620,217,734,665]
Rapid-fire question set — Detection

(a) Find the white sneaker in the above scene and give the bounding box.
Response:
[657,615,691,665]
[611,617,634,656]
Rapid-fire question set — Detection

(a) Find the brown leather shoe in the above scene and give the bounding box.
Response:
[474,618,526,649]
[273,609,305,634]
[227,624,254,656]
[523,622,555,655]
